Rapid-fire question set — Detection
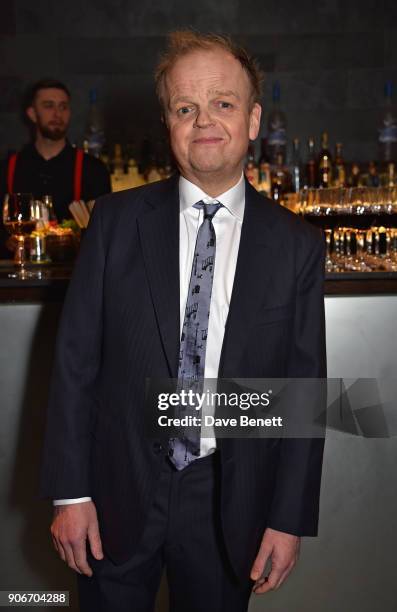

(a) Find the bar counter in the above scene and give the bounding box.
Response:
[0,262,72,302]
[1,260,397,302]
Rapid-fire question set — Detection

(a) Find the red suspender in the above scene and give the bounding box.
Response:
[73,148,84,201]
[7,152,18,194]
[7,149,83,199]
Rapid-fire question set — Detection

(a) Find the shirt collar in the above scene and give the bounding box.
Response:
[22,141,72,162]
[179,173,245,221]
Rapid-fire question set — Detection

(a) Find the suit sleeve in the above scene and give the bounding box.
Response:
[39,197,106,499]
[267,229,326,536]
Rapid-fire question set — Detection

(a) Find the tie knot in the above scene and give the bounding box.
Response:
[193,200,223,220]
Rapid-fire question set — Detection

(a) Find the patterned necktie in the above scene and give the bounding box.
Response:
[168,200,223,470]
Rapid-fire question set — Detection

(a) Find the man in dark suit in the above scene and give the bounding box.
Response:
[40,31,326,612]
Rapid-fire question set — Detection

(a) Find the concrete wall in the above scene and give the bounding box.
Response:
[1,0,397,162]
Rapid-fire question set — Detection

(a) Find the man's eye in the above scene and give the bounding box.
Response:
[177,107,192,115]
[217,101,232,109]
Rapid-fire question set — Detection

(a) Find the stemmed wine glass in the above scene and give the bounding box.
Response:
[324,229,334,273]
[2,192,36,278]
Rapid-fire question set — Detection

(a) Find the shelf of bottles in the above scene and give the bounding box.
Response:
[242,79,397,275]
[246,142,397,273]
[244,133,397,274]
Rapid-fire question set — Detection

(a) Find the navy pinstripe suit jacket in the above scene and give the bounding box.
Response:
[40,174,326,582]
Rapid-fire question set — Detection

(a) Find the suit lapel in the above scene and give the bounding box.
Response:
[218,180,278,377]
[137,176,180,377]
[136,176,279,379]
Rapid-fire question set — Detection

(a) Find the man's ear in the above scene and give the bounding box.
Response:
[26,106,37,125]
[161,112,169,130]
[248,103,262,141]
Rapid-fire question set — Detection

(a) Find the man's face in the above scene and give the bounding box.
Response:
[27,88,71,141]
[163,48,261,186]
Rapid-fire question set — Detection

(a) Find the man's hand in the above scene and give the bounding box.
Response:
[250,527,300,594]
[50,501,103,576]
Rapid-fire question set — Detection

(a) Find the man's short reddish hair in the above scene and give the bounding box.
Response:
[155,30,264,111]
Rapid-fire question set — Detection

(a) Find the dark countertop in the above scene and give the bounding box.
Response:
[1,260,397,303]
[0,261,73,302]
[324,271,397,296]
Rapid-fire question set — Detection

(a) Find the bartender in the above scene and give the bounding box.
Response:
[0,78,111,258]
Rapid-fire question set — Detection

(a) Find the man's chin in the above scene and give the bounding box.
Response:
[40,128,67,141]
[190,157,227,175]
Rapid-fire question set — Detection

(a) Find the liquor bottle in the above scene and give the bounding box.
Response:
[113,144,124,176]
[85,89,105,158]
[318,132,332,188]
[305,137,317,188]
[244,144,259,189]
[387,162,396,187]
[378,81,397,163]
[333,143,346,187]
[348,163,362,188]
[141,140,162,183]
[146,154,163,184]
[257,138,272,196]
[290,138,302,193]
[127,157,145,188]
[267,82,287,165]
[110,144,126,192]
[367,161,380,188]
[271,153,292,203]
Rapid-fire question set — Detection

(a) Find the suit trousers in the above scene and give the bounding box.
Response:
[77,450,254,612]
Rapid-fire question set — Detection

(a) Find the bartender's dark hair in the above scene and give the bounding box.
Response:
[155,30,264,112]
[24,78,71,109]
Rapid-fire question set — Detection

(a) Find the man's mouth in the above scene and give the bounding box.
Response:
[192,137,224,145]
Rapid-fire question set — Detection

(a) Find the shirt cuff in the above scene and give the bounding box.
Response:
[53,497,92,506]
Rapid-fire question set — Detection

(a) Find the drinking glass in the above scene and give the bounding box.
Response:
[350,187,368,215]
[297,188,309,215]
[332,227,345,272]
[2,192,36,278]
[30,200,52,264]
[338,188,353,215]
[324,229,334,273]
[353,230,372,272]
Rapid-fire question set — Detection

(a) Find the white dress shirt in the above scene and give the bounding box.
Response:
[54,173,245,505]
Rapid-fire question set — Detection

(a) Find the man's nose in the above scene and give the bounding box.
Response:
[54,106,63,118]
[194,108,215,128]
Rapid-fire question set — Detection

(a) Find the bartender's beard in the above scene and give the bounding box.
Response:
[39,125,68,141]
